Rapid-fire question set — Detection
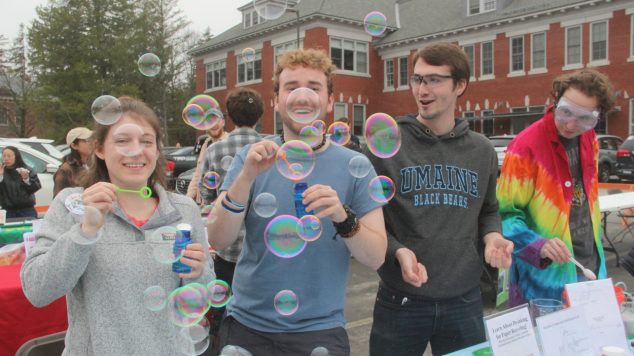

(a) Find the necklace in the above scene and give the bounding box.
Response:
[280,133,327,151]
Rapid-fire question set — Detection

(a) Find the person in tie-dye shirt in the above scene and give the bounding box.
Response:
[497,69,615,306]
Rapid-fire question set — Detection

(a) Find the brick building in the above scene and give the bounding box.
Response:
[189,0,634,139]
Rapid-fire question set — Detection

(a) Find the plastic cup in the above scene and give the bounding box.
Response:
[529,298,564,326]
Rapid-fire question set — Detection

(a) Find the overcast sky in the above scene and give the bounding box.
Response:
[0,0,246,42]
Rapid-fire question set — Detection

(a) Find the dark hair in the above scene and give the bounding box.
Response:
[225,87,263,127]
[63,141,83,166]
[551,69,615,120]
[411,42,470,93]
[2,146,29,170]
[81,96,166,188]
[273,48,336,96]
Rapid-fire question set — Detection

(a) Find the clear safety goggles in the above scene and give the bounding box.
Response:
[554,97,600,131]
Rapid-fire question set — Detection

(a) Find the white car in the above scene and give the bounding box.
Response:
[0,140,61,211]
[5,137,65,160]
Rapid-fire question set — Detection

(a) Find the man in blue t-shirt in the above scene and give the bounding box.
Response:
[207,48,387,355]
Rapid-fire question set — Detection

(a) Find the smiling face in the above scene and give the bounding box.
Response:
[411,58,465,125]
[274,65,334,138]
[94,114,158,188]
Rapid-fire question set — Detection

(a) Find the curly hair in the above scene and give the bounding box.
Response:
[273,48,336,96]
[552,69,615,120]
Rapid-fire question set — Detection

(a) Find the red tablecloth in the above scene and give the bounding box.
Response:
[0,264,67,356]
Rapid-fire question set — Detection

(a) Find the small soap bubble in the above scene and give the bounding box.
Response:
[112,123,146,157]
[363,11,388,36]
[148,226,183,264]
[241,48,256,62]
[142,285,167,312]
[327,122,351,146]
[364,113,401,159]
[253,192,278,218]
[207,279,232,308]
[221,156,234,171]
[137,53,161,77]
[253,0,288,20]
[368,175,395,203]
[264,215,306,258]
[274,289,299,316]
[276,140,316,181]
[348,155,372,178]
[202,171,221,190]
[296,215,322,242]
[286,88,321,124]
[91,95,122,125]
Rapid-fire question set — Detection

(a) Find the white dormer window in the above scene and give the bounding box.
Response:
[468,0,496,16]
[243,10,264,28]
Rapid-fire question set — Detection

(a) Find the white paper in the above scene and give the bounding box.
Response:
[564,278,629,352]
[536,305,595,356]
[485,304,541,356]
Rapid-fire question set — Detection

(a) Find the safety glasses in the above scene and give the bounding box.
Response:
[554,97,600,131]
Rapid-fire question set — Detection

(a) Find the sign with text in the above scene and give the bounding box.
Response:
[564,278,629,352]
[536,305,594,356]
[484,304,541,356]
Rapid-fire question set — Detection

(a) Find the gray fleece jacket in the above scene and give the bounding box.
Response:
[21,185,215,356]
[367,114,501,299]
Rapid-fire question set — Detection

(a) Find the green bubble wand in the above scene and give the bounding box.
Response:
[115,185,153,199]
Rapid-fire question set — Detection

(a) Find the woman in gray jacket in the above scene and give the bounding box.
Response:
[21,97,215,355]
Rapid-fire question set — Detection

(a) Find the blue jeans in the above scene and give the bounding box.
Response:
[7,207,37,219]
[370,283,485,356]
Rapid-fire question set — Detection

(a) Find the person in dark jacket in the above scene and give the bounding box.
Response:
[54,127,93,197]
[367,42,513,356]
[0,146,42,218]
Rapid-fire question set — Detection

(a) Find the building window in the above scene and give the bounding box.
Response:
[237,50,262,83]
[274,111,283,135]
[205,60,226,90]
[482,110,494,117]
[352,104,365,135]
[0,107,8,126]
[468,0,496,15]
[590,21,608,62]
[531,32,546,70]
[511,107,528,113]
[398,56,409,87]
[244,10,263,28]
[510,36,524,72]
[274,40,303,68]
[565,26,582,66]
[334,103,347,121]
[384,59,394,89]
[481,41,494,76]
[330,38,368,74]
[463,44,475,78]
[528,105,545,113]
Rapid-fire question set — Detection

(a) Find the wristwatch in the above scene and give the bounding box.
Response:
[333,204,360,238]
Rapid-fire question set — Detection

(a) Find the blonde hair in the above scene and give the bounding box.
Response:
[273,48,336,95]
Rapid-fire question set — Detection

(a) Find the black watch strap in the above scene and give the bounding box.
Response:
[333,205,360,239]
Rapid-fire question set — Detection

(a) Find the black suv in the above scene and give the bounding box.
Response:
[597,134,623,182]
[616,135,634,181]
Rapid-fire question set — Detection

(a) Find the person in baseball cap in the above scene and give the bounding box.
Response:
[54,127,94,196]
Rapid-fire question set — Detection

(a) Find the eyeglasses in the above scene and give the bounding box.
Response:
[554,97,600,131]
[410,74,453,88]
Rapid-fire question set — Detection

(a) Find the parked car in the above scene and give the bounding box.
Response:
[175,167,195,195]
[597,134,623,182]
[164,146,197,177]
[5,137,64,160]
[616,136,634,182]
[0,140,61,211]
[488,135,516,171]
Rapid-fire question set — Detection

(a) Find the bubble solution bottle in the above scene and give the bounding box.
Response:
[172,223,192,274]
[294,182,308,218]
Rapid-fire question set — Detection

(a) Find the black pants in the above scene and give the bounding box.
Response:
[208,255,237,355]
[216,316,350,356]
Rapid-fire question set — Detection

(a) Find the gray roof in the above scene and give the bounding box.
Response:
[375,0,602,48]
[189,0,611,56]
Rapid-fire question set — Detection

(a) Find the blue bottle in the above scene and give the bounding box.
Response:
[172,223,192,274]
[294,182,309,218]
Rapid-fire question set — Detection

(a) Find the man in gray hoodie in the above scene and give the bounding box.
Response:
[367,42,514,356]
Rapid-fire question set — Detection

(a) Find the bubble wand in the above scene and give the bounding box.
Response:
[115,185,153,199]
